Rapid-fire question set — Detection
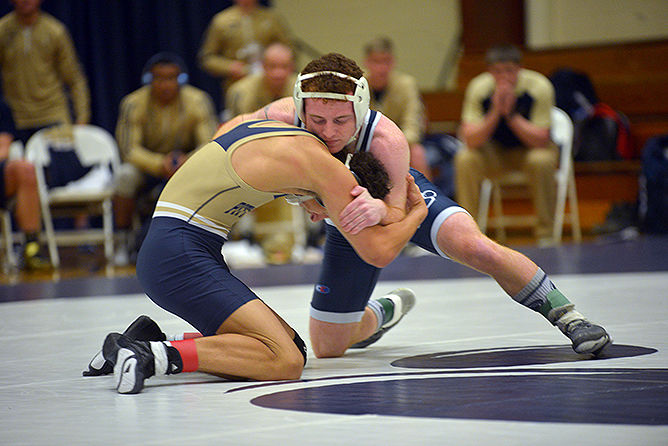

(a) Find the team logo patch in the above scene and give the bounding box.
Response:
[225,202,255,218]
[421,190,437,208]
[315,284,330,294]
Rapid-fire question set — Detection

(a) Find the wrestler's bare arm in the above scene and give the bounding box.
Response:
[304,149,426,267]
[225,98,412,231]
[252,97,295,123]
[339,116,410,231]
[232,137,426,267]
[212,98,295,140]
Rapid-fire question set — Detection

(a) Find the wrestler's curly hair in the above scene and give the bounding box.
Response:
[300,53,364,94]
[348,151,391,200]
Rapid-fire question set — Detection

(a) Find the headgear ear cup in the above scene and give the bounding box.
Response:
[141,52,190,86]
[293,71,370,137]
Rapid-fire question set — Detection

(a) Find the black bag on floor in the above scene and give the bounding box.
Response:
[573,103,633,161]
[638,135,668,233]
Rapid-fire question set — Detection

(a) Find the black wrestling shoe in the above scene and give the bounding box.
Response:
[103,333,155,394]
[563,319,612,355]
[83,316,166,376]
[103,333,182,394]
[350,288,416,348]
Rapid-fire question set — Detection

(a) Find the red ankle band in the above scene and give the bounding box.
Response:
[170,339,199,372]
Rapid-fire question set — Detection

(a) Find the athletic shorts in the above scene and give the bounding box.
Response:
[310,168,469,324]
[136,217,260,336]
[0,160,7,209]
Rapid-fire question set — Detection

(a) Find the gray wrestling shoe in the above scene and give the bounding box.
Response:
[350,288,416,348]
[83,315,166,376]
[541,290,612,356]
[561,318,612,355]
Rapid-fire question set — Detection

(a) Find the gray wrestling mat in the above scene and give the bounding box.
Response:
[1,271,667,445]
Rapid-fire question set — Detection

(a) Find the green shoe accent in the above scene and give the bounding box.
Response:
[538,289,574,321]
[377,297,395,325]
[350,288,416,349]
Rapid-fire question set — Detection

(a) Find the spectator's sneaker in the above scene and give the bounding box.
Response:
[562,319,612,355]
[350,288,416,348]
[22,242,52,271]
[83,315,166,376]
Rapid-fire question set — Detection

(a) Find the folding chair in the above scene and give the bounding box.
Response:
[477,107,582,244]
[1,141,25,271]
[24,125,120,267]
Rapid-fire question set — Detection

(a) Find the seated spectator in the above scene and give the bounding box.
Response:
[363,36,432,179]
[455,44,558,241]
[0,97,50,270]
[224,42,301,263]
[113,53,218,264]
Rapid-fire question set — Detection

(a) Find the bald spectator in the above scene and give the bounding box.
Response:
[224,41,296,120]
[224,42,301,264]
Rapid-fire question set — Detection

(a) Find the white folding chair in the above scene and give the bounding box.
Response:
[1,140,25,271]
[1,207,17,272]
[24,125,120,267]
[477,107,582,244]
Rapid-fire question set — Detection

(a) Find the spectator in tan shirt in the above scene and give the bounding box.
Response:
[113,53,218,264]
[0,0,90,145]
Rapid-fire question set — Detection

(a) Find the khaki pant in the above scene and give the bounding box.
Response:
[454,142,559,238]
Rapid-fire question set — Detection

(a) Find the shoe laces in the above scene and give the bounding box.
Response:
[565,319,592,335]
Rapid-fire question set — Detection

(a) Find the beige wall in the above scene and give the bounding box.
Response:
[273,0,461,90]
[273,0,668,90]
[526,0,668,49]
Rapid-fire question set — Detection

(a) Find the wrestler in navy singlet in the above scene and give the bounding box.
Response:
[296,111,469,323]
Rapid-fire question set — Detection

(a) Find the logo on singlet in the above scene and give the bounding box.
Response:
[421,190,438,208]
[225,202,255,218]
[315,284,330,294]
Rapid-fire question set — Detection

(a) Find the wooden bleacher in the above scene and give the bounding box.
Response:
[421,40,668,234]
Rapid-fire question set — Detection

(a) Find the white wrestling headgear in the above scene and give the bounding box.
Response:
[293,71,370,136]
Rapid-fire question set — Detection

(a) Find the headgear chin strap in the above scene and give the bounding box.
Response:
[293,71,370,143]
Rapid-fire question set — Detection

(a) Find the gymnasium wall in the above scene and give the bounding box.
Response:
[274,0,668,90]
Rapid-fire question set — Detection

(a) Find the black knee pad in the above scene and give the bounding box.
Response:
[293,331,307,366]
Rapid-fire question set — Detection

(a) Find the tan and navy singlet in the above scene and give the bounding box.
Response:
[136,119,324,336]
[153,119,321,240]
